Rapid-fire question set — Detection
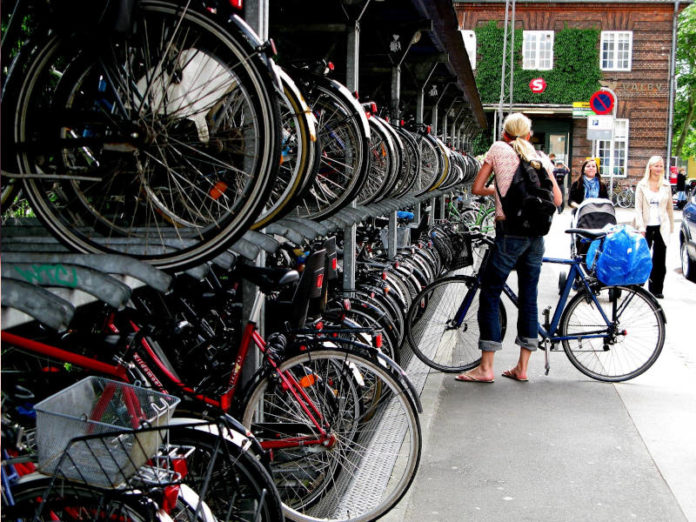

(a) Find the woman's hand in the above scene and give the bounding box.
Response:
[472,162,495,197]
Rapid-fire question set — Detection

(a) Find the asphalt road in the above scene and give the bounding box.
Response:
[385,206,696,521]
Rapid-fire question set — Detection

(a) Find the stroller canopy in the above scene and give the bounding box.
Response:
[572,198,617,230]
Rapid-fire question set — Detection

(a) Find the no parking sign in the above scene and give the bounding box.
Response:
[589,90,615,115]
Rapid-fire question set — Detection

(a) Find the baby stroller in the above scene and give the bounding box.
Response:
[559,198,617,293]
[571,197,617,258]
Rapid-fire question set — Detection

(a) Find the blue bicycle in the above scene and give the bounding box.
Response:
[404,229,666,382]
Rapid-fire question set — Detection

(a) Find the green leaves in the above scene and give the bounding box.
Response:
[674,4,696,157]
[473,22,601,105]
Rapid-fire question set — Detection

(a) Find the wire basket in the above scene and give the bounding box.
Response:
[34,377,180,488]
[450,234,473,270]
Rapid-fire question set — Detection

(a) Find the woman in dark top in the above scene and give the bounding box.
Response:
[569,158,609,208]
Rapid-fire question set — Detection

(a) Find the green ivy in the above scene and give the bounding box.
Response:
[474,21,602,105]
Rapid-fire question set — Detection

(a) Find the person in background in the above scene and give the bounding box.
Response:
[676,167,687,210]
[552,160,570,213]
[568,158,608,209]
[634,156,674,299]
[455,112,561,383]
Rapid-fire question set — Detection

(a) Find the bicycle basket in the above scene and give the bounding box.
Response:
[450,233,473,270]
[34,377,180,488]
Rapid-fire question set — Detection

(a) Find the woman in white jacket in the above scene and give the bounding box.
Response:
[634,156,674,298]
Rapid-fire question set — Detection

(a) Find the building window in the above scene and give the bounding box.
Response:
[600,31,632,71]
[461,30,476,70]
[522,31,553,70]
[594,119,629,177]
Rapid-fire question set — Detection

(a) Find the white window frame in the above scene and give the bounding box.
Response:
[600,31,633,71]
[522,30,554,70]
[461,30,476,70]
[593,119,629,178]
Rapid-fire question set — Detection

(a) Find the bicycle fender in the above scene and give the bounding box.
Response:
[177,484,216,522]
[373,350,423,414]
[167,417,252,452]
[228,14,282,89]
[324,78,371,139]
[321,337,422,414]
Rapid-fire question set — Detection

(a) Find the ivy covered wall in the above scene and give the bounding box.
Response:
[474,21,602,105]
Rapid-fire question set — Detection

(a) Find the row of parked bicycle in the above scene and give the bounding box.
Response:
[2,0,478,272]
[2,1,489,520]
[1,205,483,521]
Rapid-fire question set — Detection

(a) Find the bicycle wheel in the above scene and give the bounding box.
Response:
[356,117,396,204]
[413,134,441,194]
[459,207,480,231]
[5,475,158,521]
[168,423,285,522]
[13,2,280,270]
[241,349,421,522]
[405,276,505,372]
[560,285,665,382]
[478,207,496,237]
[252,66,316,229]
[292,76,369,220]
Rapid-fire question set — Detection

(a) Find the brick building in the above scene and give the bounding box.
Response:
[454,0,689,184]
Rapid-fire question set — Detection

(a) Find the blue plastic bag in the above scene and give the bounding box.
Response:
[586,225,652,286]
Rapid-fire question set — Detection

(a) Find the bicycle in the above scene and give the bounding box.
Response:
[2,258,422,521]
[405,229,666,382]
[1,377,256,521]
[2,0,282,271]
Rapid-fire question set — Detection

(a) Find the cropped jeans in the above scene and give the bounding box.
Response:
[477,231,545,352]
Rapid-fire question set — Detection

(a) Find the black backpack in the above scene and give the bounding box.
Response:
[496,148,556,236]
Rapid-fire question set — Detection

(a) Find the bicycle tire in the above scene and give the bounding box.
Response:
[241,349,421,522]
[389,126,420,198]
[252,66,316,229]
[4,475,160,521]
[459,208,480,231]
[13,2,280,270]
[167,424,285,522]
[373,116,404,200]
[405,276,506,372]
[356,116,397,205]
[291,76,370,220]
[560,285,665,382]
[413,134,441,194]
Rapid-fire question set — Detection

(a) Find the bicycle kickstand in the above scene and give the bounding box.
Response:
[540,339,551,375]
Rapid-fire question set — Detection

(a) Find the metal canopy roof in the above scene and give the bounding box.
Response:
[269,0,486,130]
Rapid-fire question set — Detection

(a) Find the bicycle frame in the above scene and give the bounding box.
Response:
[2,315,336,452]
[452,252,616,347]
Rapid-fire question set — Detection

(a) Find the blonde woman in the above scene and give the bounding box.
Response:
[634,156,674,299]
[456,113,561,383]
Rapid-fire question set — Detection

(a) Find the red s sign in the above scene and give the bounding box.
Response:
[529,78,547,93]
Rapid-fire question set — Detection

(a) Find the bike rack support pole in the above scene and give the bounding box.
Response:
[387,211,398,260]
[244,0,269,41]
[242,0,270,378]
[452,103,467,150]
[432,81,453,136]
[417,62,440,124]
[342,16,363,292]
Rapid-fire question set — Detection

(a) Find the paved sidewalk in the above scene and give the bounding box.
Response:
[386,207,696,521]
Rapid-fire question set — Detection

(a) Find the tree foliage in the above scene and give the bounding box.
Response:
[674,4,696,159]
